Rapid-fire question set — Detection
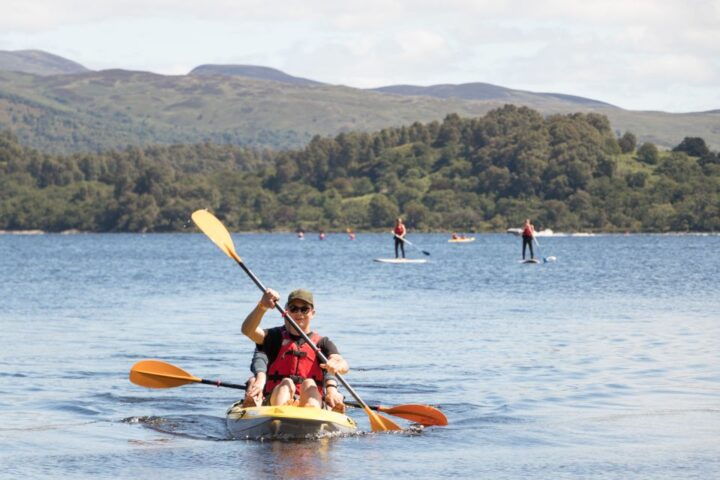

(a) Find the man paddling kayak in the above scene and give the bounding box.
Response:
[241,288,347,410]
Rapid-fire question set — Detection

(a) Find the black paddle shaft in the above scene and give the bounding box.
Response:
[200,378,247,390]
[394,234,430,256]
[233,257,373,411]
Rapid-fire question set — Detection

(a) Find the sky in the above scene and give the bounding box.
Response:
[2,0,719,113]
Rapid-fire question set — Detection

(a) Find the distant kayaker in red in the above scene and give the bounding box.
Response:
[393,217,406,258]
[241,288,347,411]
[521,218,535,260]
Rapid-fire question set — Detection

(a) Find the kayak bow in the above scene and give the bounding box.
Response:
[226,402,358,440]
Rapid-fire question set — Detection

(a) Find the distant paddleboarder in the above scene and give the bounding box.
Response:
[393,218,406,259]
[521,219,535,260]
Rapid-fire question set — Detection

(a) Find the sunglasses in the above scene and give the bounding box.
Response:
[287,305,312,314]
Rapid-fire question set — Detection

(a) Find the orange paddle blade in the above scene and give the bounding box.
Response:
[378,404,448,426]
[365,407,403,432]
[191,209,242,262]
[129,360,202,389]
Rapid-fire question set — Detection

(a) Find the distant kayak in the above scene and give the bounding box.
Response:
[374,258,428,264]
[448,237,475,243]
[226,403,357,440]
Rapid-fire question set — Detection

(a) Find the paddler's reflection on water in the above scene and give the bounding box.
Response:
[243,438,336,479]
[273,438,334,476]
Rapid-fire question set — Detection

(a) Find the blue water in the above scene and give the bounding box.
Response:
[1,232,719,479]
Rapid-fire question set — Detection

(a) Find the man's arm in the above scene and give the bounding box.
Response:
[250,347,269,375]
[317,338,349,375]
[245,348,268,406]
[241,289,279,344]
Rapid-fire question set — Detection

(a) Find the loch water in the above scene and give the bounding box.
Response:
[1,232,719,479]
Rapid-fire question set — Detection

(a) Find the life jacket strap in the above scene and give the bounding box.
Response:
[282,350,308,358]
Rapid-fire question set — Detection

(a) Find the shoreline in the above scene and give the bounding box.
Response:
[1,230,717,236]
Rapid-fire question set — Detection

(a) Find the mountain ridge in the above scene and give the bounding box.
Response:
[0,50,719,152]
[0,49,90,75]
[189,64,323,86]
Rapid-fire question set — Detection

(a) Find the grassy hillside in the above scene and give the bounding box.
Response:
[189,64,323,86]
[0,69,494,152]
[0,50,90,75]
[0,67,719,153]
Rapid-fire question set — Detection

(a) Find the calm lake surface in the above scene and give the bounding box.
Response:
[1,232,719,479]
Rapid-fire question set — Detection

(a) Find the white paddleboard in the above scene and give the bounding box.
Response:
[374,258,427,264]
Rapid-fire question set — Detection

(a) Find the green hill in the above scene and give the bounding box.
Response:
[0,49,90,75]
[371,82,614,107]
[189,64,323,86]
[0,52,719,153]
[0,69,495,153]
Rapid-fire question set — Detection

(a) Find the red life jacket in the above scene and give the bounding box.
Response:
[264,328,325,396]
[522,225,534,237]
[394,224,406,236]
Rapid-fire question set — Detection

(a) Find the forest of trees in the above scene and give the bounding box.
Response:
[1,105,719,233]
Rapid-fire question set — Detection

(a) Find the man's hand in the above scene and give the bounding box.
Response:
[260,289,280,310]
[320,354,348,375]
[324,387,345,413]
[244,373,266,406]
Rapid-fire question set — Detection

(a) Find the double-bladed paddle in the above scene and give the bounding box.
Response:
[130,359,248,390]
[345,401,447,426]
[129,360,446,426]
[190,209,402,432]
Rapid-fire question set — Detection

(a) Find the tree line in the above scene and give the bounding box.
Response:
[1,105,718,233]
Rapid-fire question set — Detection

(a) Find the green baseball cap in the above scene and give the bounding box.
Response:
[287,289,314,306]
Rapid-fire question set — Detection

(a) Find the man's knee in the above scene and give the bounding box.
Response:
[301,378,318,391]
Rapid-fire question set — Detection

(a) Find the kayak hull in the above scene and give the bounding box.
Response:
[448,237,475,243]
[226,403,357,440]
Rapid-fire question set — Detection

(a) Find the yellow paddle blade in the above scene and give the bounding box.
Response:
[379,404,448,426]
[365,407,403,432]
[191,209,242,262]
[129,359,202,389]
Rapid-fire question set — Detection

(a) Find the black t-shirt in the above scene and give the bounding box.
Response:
[256,326,339,369]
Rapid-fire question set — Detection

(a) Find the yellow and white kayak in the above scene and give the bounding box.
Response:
[448,237,475,243]
[226,403,358,440]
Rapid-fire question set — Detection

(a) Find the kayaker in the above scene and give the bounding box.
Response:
[243,348,340,409]
[241,288,347,410]
[521,218,535,260]
[393,217,406,258]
